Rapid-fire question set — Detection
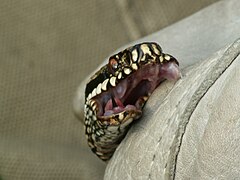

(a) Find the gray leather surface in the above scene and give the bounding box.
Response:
[72,0,240,179]
[0,0,226,179]
[175,42,240,179]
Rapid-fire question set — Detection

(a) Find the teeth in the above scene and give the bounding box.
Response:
[143,96,148,101]
[91,88,97,97]
[96,83,102,94]
[124,68,131,75]
[118,113,124,121]
[131,63,138,70]
[110,76,117,87]
[89,100,95,107]
[117,72,122,79]
[101,79,109,91]
[92,104,97,110]
[131,49,138,62]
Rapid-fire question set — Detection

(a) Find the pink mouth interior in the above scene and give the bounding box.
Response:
[94,61,181,117]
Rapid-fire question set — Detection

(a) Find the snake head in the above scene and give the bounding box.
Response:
[84,42,181,160]
[85,42,180,125]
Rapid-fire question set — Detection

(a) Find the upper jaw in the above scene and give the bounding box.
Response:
[92,60,181,124]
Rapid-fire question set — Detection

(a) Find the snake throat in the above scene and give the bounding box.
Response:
[84,42,181,161]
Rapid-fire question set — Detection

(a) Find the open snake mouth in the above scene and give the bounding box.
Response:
[93,61,181,118]
[83,42,181,161]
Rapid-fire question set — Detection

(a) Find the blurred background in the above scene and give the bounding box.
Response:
[0,1,219,179]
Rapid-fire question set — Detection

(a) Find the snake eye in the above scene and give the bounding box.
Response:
[108,58,118,72]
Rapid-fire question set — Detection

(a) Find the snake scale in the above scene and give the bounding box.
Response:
[84,42,180,161]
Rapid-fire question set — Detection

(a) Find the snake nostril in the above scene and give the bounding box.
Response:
[108,57,119,74]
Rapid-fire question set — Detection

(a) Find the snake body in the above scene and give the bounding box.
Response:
[84,42,180,161]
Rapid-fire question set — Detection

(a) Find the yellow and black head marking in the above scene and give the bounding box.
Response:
[84,42,181,161]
